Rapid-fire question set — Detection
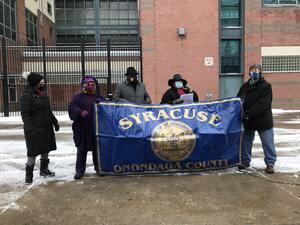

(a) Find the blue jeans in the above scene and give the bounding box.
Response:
[241,128,277,166]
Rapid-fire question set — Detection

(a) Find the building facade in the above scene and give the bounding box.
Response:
[139,0,300,108]
[0,0,55,44]
[245,0,300,108]
[54,0,139,43]
[1,0,300,109]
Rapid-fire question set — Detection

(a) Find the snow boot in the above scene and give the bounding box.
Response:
[25,164,34,184]
[40,159,55,177]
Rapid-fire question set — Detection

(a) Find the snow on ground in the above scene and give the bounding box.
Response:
[0,109,300,212]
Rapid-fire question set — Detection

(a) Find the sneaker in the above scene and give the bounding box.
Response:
[238,164,250,170]
[74,173,84,180]
[265,165,274,174]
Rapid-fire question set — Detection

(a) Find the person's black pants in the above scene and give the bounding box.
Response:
[75,148,99,175]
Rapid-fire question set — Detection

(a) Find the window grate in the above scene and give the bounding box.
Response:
[262,56,300,72]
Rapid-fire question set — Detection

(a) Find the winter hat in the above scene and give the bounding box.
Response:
[125,67,139,77]
[81,76,97,84]
[168,74,187,87]
[23,72,43,87]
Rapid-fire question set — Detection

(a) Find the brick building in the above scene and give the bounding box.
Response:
[140,0,300,108]
[1,0,300,109]
[0,0,55,44]
[245,0,300,108]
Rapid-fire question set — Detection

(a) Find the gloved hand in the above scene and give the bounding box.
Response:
[242,111,251,123]
[54,123,60,132]
[173,99,184,105]
[145,98,152,104]
[81,110,89,118]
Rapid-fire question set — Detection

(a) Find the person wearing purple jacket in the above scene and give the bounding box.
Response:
[68,76,104,179]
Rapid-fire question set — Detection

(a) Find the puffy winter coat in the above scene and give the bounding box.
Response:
[20,86,57,157]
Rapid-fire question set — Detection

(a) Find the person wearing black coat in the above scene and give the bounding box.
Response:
[237,64,276,174]
[68,76,105,179]
[161,74,199,104]
[20,72,59,184]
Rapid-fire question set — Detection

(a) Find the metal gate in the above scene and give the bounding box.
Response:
[0,37,143,116]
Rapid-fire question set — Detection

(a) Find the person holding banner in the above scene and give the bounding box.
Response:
[237,64,276,174]
[68,76,105,179]
[20,72,59,184]
[113,67,152,104]
[161,74,199,104]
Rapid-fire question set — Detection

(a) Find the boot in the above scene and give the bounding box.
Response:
[265,165,274,174]
[40,159,55,177]
[25,164,34,184]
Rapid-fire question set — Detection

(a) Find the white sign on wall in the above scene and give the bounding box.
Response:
[204,57,214,66]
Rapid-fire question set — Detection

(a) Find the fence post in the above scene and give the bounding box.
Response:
[42,38,47,90]
[81,38,85,79]
[107,38,112,98]
[1,37,9,117]
[139,36,143,83]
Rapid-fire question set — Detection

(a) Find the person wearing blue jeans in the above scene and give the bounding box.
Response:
[237,64,277,174]
[242,129,276,169]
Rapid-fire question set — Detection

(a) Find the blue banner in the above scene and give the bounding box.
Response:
[95,98,242,175]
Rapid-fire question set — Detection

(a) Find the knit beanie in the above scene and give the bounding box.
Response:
[23,72,43,87]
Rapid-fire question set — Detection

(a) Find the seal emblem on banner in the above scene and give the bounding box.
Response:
[151,120,196,161]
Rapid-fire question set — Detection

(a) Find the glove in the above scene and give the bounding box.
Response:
[145,98,152,104]
[81,110,89,118]
[242,111,251,123]
[54,123,60,132]
[173,99,184,105]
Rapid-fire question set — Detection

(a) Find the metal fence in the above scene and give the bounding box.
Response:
[0,37,143,116]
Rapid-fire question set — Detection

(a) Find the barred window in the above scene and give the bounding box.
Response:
[262,56,300,72]
[263,0,300,5]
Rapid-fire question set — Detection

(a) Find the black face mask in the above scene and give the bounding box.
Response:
[38,85,45,91]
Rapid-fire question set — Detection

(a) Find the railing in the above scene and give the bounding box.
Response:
[0,37,143,116]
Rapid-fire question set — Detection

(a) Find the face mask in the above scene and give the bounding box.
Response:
[84,82,96,94]
[38,85,45,91]
[174,81,183,89]
[128,75,137,83]
[250,72,260,81]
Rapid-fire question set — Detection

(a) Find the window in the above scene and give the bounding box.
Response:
[221,40,241,73]
[56,0,64,8]
[221,0,240,26]
[85,0,94,8]
[26,9,38,45]
[99,0,139,39]
[75,0,84,8]
[65,0,74,8]
[263,0,300,5]
[47,2,52,15]
[0,0,16,41]
[55,0,139,44]
[262,56,300,72]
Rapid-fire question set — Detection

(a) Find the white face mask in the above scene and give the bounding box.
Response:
[174,81,183,89]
